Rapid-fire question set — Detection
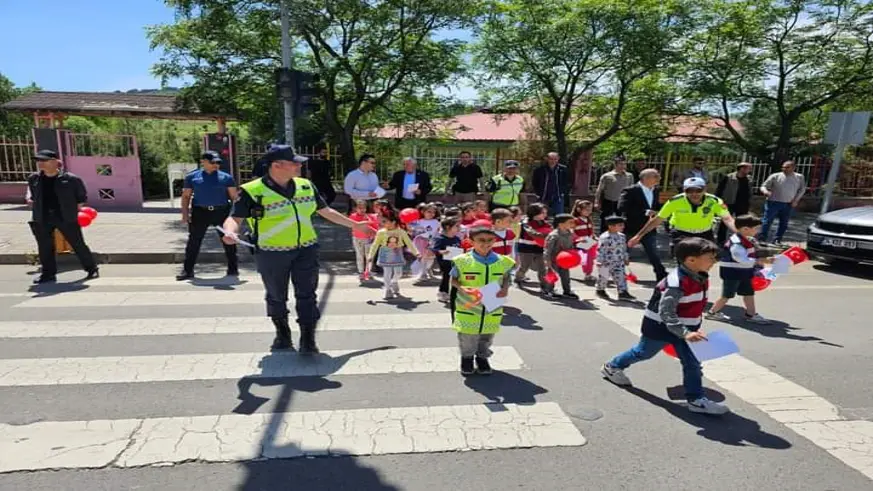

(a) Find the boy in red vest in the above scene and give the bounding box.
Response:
[600,238,729,415]
[490,208,516,257]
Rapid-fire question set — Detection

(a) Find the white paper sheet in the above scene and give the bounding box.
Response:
[373,187,387,198]
[478,282,506,313]
[575,237,596,251]
[688,330,740,362]
[769,254,793,275]
[444,246,464,260]
[406,183,419,193]
[215,226,255,248]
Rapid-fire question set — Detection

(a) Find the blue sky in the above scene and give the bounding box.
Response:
[0,1,478,100]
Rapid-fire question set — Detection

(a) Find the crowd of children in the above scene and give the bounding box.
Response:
[346,196,774,415]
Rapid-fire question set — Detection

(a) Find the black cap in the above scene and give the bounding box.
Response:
[604,214,626,225]
[264,145,308,164]
[33,149,60,161]
[201,151,222,163]
[467,225,498,238]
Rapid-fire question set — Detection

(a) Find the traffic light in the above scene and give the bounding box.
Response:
[274,68,321,118]
[204,133,236,176]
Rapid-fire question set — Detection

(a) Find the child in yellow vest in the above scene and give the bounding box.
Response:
[450,225,516,375]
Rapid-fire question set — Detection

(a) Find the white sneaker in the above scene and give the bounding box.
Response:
[688,397,730,415]
[745,313,772,324]
[437,292,449,303]
[705,311,731,321]
[601,363,632,386]
[384,291,395,300]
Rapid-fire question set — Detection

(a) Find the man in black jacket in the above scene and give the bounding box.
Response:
[388,157,432,209]
[26,150,99,284]
[617,168,667,280]
[531,152,570,215]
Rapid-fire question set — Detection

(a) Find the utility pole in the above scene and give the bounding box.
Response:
[280,0,295,148]
[820,112,870,214]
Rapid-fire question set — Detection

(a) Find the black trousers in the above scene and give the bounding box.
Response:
[599,199,618,233]
[183,206,238,273]
[437,257,453,293]
[669,230,715,256]
[30,217,98,277]
[639,232,668,279]
[394,197,422,210]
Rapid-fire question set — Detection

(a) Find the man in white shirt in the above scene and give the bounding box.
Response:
[759,160,807,245]
[343,154,384,209]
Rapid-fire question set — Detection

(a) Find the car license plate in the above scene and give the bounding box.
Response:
[822,238,857,249]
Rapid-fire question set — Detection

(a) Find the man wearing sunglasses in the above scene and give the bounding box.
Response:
[628,177,735,253]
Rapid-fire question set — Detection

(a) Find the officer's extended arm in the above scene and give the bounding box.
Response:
[318,207,372,232]
[631,215,664,242]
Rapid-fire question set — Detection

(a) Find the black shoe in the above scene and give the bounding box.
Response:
[85,269,100,280]
[595,289,610,300]
[175,271,194,281]
[226,267,239,276]
[298,326,319,355]
[563,291,579,300]
[460,357,475,376]
[270,317,294,351]
[618,291,636,301]
[32,275,56,284]
[545,290,561,298]
[475,356,493,375]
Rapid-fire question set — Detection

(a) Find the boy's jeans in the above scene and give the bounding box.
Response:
[608,335,703,402]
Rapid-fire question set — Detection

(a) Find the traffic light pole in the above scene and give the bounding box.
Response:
[280,0,295,148]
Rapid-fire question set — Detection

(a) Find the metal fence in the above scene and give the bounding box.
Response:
[0,136,36,182]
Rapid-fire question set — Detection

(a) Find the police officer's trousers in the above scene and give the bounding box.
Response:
[255,246,321,328]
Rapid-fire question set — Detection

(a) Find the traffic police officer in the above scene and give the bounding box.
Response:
[486,160,524,210]
[628,177,735,253]
[177,151,239,280]
[221,145,370,353]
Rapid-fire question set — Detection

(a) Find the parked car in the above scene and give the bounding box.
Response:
[807,206,873,265]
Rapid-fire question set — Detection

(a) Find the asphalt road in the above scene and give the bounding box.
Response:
[0,258,871,491]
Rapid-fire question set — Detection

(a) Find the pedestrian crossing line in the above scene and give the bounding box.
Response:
[0,401,586,472]
[0,313,449,338]
[78,275,382,287]
[0,347,524,386]
[11,287,441,308]
[593,300,873,481]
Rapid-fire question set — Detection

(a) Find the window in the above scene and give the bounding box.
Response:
[98,188,115,200]
[96,164,113,176]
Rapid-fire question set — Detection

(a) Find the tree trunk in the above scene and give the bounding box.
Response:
[772,120,794,171]
[338,128,357,174]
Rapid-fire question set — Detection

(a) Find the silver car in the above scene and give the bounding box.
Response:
[807,206,873,265]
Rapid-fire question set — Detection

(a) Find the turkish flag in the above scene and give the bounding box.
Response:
[782,246,809,265]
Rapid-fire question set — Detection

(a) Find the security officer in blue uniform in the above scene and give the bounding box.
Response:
[221,145,370,353]
[177,151,240,280]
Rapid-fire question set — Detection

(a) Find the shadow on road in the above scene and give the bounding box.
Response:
[463,371,549,405]
[812,262,873,280]
[502,306,543,330]
[623,386,792,449]
[720,306,844,347]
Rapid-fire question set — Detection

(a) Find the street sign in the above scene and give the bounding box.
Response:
[823,112,870,145]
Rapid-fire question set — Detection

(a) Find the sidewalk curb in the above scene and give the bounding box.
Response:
[0,250,356,265]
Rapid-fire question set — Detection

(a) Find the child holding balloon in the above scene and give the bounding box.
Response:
[570,199,597,281]
[595,215,634,301]
[706,214,772,324]
[543,214,580,299]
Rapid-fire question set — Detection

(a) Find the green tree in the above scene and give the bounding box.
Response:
[682,0,873,167]
[473,0,693,170]
[149,0,477,170]
[0,73,39,138]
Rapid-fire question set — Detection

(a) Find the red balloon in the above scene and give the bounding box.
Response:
[471,219,492,228]
[544,270,558,284]
[476,211,490,220]
[80,206,98,219]
[399,208,420,224]
[663,344,678,358]
[555,251,581,269]
[751,275,771,291]
[626,272,639,284]
[77,212,92,227]
[461,238,473,250]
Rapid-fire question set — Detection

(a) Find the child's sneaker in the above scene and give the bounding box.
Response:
[460,357,475,376]
[600,363,632,386]
[706,311,731,321]
[688,397,730,415]
[595,289,610,300]
[475,356,492,375]
[745,313,772,324]
[563,291,579,299]
[437,291,450,303]
[545,290,561,299]
[617,291,635,301]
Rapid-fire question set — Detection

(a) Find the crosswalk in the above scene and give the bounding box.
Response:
[0,270,586,473]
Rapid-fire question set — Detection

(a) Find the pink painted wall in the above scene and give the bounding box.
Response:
[0,182,27,204]
[64,156,144,208]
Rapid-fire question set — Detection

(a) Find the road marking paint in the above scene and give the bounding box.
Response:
[0,402,585,472]
[74,275,373,287]
[594,300,873,480]
[0,313,449,338]
[0,347,524,386]
[11,287,437,308]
